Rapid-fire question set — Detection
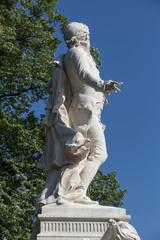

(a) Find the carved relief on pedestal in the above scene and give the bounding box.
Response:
[104,219,140,240]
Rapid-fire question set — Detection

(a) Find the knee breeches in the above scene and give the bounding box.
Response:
[69,106,108,164]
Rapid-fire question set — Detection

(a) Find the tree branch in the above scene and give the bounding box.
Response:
[0,86,37,100]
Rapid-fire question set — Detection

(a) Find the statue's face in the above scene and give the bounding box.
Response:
[78,26,90,50]
[83,33,90,50]
[64,22,91,50]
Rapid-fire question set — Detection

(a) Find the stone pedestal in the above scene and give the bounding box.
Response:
[36,203,139,240]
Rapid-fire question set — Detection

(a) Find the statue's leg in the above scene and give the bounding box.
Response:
[80,115,108,192]
[69,106,108,203]
[39,169,61,204]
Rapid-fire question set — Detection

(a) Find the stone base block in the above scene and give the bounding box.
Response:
[36,203,131,240]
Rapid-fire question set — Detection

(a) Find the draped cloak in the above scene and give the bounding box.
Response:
[37,57,89,171]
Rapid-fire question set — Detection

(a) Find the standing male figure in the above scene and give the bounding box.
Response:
[62,22,122,203]
[39,22,122,205]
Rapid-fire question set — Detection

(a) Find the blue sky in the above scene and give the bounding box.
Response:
[33,0,160,239]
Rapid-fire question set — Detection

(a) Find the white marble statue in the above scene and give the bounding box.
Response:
[38,22,123,205]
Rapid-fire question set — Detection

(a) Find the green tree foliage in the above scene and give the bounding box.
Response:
[0,0,67,113]
[90,47,101,68]
[0,110,44,239]
[0,1,67,239]
[88,171,126,207]
[0,2,126,239]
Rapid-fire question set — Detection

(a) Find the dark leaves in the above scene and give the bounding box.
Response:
[88,170,127,207]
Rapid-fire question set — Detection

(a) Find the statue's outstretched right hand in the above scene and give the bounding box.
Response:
[104,80,123,94]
